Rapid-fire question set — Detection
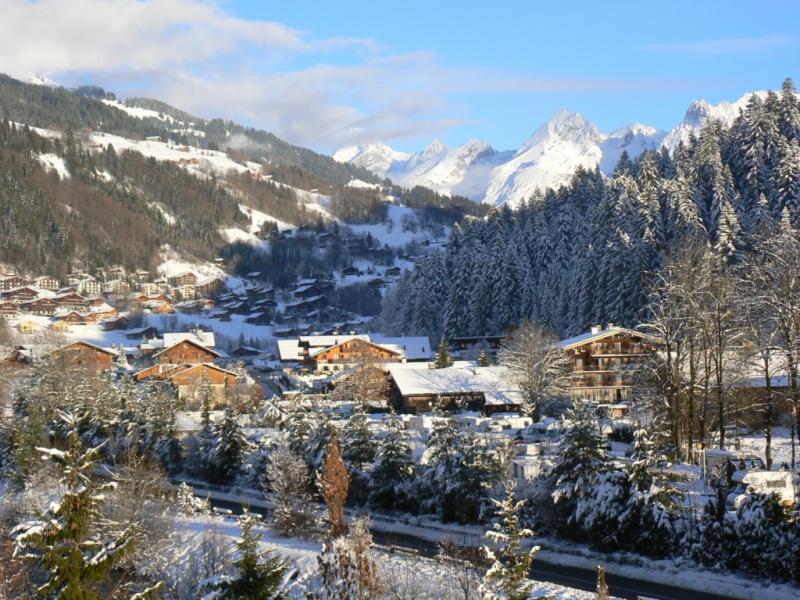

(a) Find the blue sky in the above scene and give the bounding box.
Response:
[2,0,798,152]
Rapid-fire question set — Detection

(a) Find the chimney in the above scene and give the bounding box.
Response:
[606,323,615,329]
[591,325,601,335]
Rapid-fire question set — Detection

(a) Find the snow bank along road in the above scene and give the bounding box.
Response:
[193,484,737,600]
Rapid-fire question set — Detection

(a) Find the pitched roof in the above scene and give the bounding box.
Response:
[308,337,402,359]
[153,338,220,359]
[387,364,523,406]
[58,340,119,357]
[556,326,658,351]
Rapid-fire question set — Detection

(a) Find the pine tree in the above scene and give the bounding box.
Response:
[342,408,377,471]
[369,413,414,511]
[479,480,538,600]
[212,404,247,483]
[13,411,143,599]
[264,443,319,538]
[214,510,288,600]
[434,338,453,368]
[551,401,607,530]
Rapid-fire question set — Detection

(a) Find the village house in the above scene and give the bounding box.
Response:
[277,334,432,372]
[557,324,660,403]
[20,298,58,316]
[103,279,131,295]
[16,320,39,334]
[152,338,219,365]
[170,271,199,286]
[1,287,39,303]
[0,301,18,317]
[135,362,237,408]
[196,276,225,297]
[386,363,523,415]
[34,275,60,291]
[77,278,102,296]
[50,341,118,372]
[0,275,28,291]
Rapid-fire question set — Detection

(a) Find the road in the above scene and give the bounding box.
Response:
[197,489,742,600]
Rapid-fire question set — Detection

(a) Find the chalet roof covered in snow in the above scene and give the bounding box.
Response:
[556,325,657,350]
[163,330,216,348]
[370,334,432,360]
[386,364,524,406]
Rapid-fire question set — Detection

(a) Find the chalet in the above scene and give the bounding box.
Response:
[341,266,361,277]
[557,324,660,403]
[278,334,431,371]
[54,309,96,324]
[103,279,130,294]
[1,287,39,303]
[102,315,130,330]
[124,326,159,340]
[51,320,73,332]
[150,302,174,314]
[105,266,127,280]
[170,271,199,286]
[0,275,28,291]
[139,283,159,296]
[35,275,60,291]
[293,283,322,299]
[386,364,523,415]
[77,279,102,296]
[367,278,387,289]
[153,339,220,365]
[56,293,89,311]
[196,276,225,297]
[20,298,58,316]
[51,341,118,371]
[0,301,18,317]
[177,285,196,300]
[135,362,237,408]
[311,337,403,372]
[230,345,263,357]
[16,320,39,334]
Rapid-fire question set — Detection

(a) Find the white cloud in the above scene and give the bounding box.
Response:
[0,0,689,151]
[643,34,796,55]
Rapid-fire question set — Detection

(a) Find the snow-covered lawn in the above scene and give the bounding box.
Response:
[736,426,796,467]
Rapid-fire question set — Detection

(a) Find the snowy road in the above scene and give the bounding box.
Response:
[200,492,739,600]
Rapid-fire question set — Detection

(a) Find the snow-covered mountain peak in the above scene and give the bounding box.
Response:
[27,73,58,87]
[334,90,777,208]
[609,123,662,139]
[332,142,410,178]
[519,110,602,154]
[422,138,447,158]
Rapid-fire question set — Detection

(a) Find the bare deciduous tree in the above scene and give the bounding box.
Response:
[499,322,571,421]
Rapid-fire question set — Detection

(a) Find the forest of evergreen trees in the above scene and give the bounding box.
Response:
[379,79,800,341]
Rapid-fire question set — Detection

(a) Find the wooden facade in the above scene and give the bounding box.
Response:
[52,341,117,371]
[560,327,659,403]
[154,339,219,365]
[312,338,401,371]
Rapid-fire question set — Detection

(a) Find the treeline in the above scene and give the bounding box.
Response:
[379,78,800,340]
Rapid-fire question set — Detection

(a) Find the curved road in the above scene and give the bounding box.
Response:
[201,492,740,600]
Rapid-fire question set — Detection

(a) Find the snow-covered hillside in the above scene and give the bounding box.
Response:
[334,92,777,208]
